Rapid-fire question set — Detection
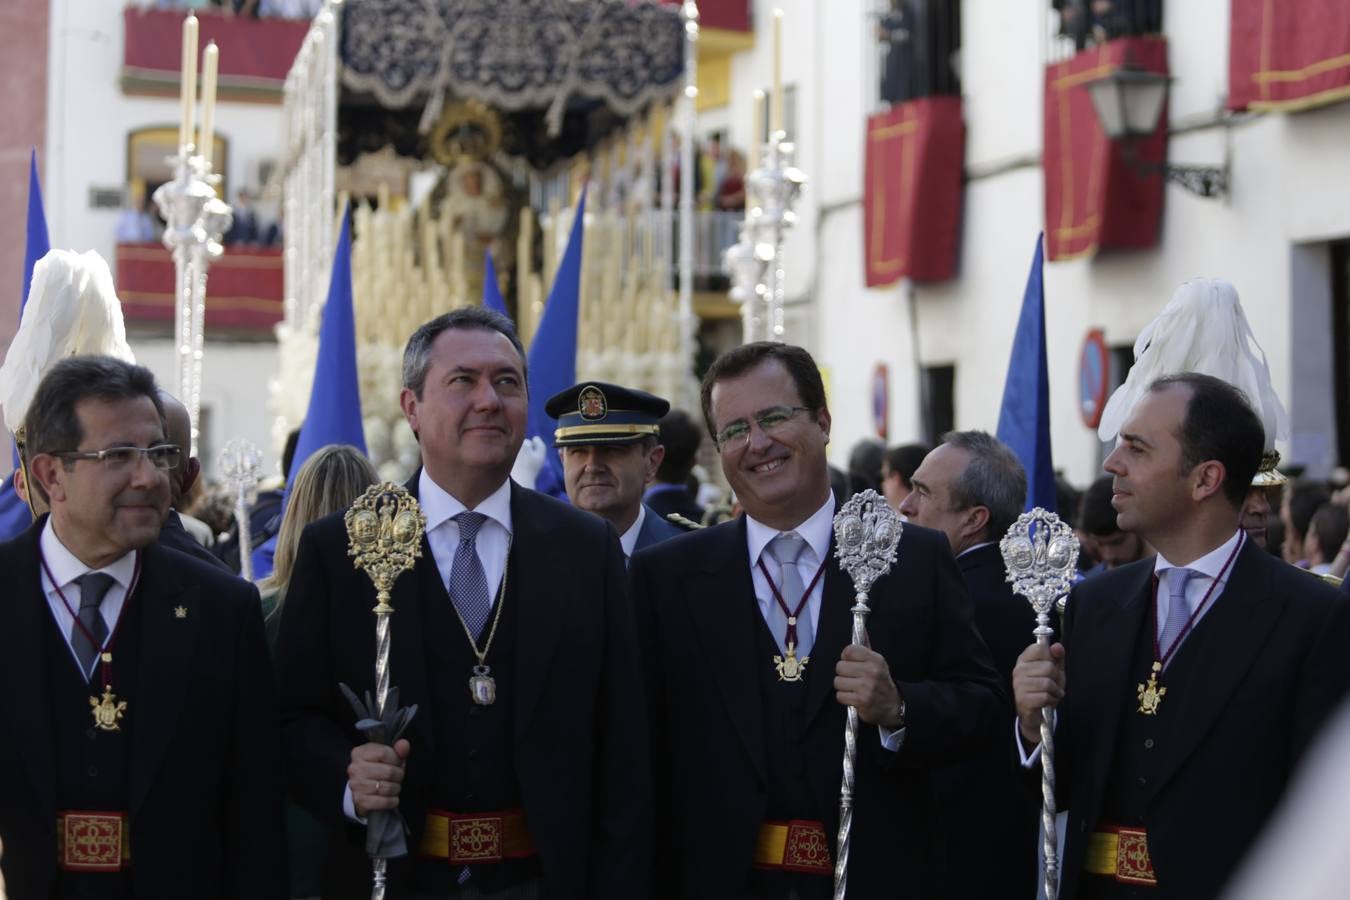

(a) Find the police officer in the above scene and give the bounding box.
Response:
[545,381,683,561]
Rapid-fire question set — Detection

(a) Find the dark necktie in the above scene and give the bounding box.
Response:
[450,512,492,640]
[72,572,114,680]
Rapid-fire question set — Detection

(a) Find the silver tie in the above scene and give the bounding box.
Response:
[764,532,814,658]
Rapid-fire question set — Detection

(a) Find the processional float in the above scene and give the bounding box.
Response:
[275,0,702,483]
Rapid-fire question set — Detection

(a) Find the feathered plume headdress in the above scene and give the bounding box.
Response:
[0,249,136,436]
[1096,277,1288,484]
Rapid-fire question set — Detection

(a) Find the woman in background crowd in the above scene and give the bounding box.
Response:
[258,443,378,900]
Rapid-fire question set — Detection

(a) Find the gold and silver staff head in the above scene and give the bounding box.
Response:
[833,489,903,596]
[1001,507,1079,629]
[345,482,426,614]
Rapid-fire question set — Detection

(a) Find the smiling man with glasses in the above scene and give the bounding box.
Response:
[630,341,1005,899]
[0,355,285,898]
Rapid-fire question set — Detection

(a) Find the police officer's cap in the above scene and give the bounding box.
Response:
[544,381,671,447]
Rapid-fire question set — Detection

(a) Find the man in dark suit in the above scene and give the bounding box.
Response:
[631,342,1004,899]
[1015,373,1350,900]
[0,355,284,898]
[277,308,649,899]
[898,430,1040,899]
[545,380,684,561]
[644,409,707,525]
[155,389,234,571]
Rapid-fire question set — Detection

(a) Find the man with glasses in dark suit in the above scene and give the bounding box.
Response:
[631,341,1004,899]
[0,355,284,898]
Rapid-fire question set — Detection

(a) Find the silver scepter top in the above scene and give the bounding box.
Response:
[218,438,263,496]
[833,489,903,592]
[1000,507,1079,619]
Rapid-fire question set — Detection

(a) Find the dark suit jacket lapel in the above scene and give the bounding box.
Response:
[510,485,569,737]
[688,518,767,781]
[1151,542,1283,791]
[130,544,196,815]
[0,522,56,821]
[1073,561,1152,807]
[805,546,853,728]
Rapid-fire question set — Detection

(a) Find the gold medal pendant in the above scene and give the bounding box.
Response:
[773,642,809,683]
[1136,661,1167,715]
[469,664,497,706]
[89,687,128,731]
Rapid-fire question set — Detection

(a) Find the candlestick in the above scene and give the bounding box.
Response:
[199,42,219,169]
[771,9,783,136]
[750,89,765,170]
[180,13,198,150]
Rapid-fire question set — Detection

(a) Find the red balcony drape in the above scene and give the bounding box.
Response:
[863,96,965,286]
[1229,0,1350,112]
[1043,37,1168,262]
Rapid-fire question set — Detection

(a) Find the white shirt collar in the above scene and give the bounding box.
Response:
[745,492,836,566]
[418,470,514,537]
[39,518,138,590]
[1154,529,1244,580]
[619,505,647,558]
[957,540,995,559]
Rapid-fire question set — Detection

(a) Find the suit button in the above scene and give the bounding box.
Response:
[87,765,98,778]
[1136,776,1147,787]
[467,749,480,761]
[1079,821,1087,833]
[86,728,98,741]
[465,792,476,802]
[1144,738,1154,749]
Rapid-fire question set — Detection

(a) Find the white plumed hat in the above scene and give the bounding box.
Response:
[0,249,136,436]
[1096,277,1288,456]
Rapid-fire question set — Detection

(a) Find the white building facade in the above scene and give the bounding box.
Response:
[702,0,1350,487]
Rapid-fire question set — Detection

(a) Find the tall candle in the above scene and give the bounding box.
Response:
[199,42,219,168]
[771,9,783,136]
[179,13,198,150]
[750,89,765,169]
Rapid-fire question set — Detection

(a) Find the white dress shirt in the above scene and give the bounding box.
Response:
[619,505,647,561]
[1017,530,1245,767]
[39,519,137,676]
[420,469,514,606]
[1152,529,1244,651]
[744,495,835,643]
[745,494,905,752]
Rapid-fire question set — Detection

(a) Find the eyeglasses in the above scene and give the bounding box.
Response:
[53,444,182,472]
[714,406,814,450]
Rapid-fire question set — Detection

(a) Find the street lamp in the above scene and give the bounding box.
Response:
[1084,65,1228,199]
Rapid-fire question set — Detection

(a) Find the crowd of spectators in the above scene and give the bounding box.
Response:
[141,0,323,20]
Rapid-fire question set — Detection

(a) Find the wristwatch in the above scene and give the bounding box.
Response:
[891,694,907,730]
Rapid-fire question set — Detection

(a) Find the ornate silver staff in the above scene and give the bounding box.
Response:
[217,438,262,582]
[343,482,424,900]
[831,489,903,900]
[1001,508,1079,900]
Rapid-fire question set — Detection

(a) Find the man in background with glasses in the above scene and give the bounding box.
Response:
[630,341,1004,899]
[0,355,285,898]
